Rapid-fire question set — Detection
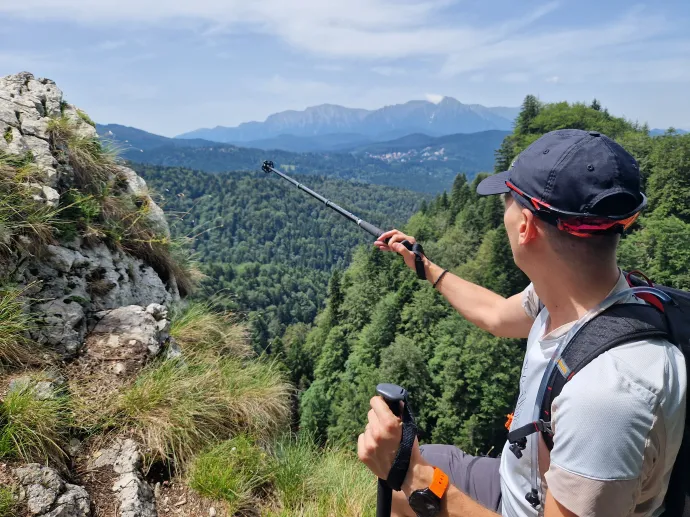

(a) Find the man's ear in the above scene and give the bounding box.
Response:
[518,208,539,245]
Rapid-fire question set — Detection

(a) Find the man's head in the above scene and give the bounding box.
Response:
[478,129,646,277]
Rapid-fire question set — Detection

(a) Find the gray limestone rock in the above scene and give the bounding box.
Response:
[114,473,157,517]
[9,370,66,400]
[89,439,157,517]
[91,305,168,357]
[14,464,90,517]
[44,484,91,517]
[14,464,64,515]
[33,299,86,357]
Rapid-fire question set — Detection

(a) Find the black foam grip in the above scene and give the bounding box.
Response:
[359,220,385,238]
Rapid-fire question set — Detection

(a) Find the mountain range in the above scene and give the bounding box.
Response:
[96,123,508,194]
[176,97,520,144]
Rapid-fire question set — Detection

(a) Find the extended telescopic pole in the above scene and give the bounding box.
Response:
[261,160,391,239]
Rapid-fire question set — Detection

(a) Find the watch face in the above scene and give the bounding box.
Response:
[408,489,441,517]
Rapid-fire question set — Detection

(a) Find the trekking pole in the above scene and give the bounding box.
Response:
[261,161,412,249]
[375,384,409,517]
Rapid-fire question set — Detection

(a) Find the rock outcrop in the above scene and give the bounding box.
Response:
[0,72,180,358]
[0,72,186,516]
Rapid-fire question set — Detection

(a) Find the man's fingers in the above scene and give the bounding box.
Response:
[378,229,399,241]
[370,396,401,430]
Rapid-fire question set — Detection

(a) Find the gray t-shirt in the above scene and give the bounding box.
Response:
[499,274,687,517]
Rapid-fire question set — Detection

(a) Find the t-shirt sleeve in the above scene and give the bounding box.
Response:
[521,283,541,319]
[544,352,658,517]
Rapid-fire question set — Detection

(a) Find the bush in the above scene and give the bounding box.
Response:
[0,375,70,464]
[189,435,273,513]
[116,356,290,466]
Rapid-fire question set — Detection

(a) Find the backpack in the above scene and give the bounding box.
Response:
[507,271,690,516]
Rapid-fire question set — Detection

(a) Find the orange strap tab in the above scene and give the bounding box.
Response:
[429,467,450,500]
[505,412,514,430]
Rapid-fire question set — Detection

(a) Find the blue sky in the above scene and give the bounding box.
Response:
[1,0,688,137]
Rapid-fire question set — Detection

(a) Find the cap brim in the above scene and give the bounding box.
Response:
[476,170,511,196]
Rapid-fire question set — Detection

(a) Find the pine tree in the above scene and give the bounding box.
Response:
[515,95,541,135]
[590,98,602,111]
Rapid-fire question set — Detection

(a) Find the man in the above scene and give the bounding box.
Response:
[358,129,687,517]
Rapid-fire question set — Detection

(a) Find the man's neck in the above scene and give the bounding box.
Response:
[531,263,621,334]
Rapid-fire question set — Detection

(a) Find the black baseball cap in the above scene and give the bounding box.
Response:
[477,129,646,221]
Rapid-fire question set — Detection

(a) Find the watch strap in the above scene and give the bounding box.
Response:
[429,467,449,500]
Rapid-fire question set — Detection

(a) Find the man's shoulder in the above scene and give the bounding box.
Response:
[578,337,685,402]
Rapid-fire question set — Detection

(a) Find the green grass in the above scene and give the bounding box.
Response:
[76,109,96,128]
[3,127,11,144]
[0,486,16,517]
[189,435,274,514]
[0,374,70,464]
[0,160,61,255]
[115,355,290,467]
[265,435,377,517]
[47,115,118,193]
[0,285,37,367]
[169,303,251,359]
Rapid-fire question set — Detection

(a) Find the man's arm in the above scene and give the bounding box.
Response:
[376,230,533,338]
[358,397,577,517]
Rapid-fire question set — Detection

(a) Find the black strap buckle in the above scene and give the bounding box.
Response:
[525,489,541,509]
[509,437,527,459]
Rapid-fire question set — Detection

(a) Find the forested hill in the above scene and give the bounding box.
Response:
[289,98,690,455]
[105,127,505,194]
[135,164,425,350]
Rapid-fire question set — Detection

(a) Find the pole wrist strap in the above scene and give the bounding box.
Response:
[412,243,426,280]
[385,400,418,491]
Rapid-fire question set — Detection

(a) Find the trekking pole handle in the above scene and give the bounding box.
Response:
[375,384,408,517]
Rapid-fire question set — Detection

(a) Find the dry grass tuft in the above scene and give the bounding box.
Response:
[115,356,291,467]
[47,116,119,193]
[169,303,252,359]
[0,154,60,256]
[0,373,70,465]
[0,284,42,368]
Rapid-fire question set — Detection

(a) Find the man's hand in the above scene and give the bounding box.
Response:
[375,229,418,272]
[357,395,404,479]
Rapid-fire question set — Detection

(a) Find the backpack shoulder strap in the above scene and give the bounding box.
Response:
[541,302,669,448]
[508,302,669,453]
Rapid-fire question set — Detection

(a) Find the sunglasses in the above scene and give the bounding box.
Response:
[505,181,645,237]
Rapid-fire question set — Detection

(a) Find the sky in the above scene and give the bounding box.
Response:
[1,0,689,137]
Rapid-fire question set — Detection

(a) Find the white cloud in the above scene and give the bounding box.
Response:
[0,0,687,90]
[545,76,560,83]
[425,93,444,104]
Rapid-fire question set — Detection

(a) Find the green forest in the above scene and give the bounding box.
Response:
[134,166,425,350]
[125,130,505,194]
[284,97,690,454]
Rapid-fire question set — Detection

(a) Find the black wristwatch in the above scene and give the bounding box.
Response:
[408,467,449,517]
